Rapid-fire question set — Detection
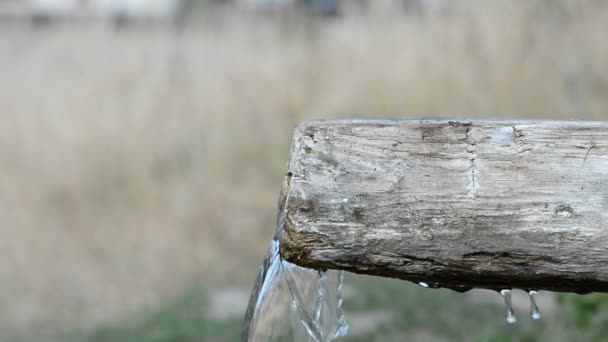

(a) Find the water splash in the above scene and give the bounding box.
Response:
[499,289,517,324]
[242,186,347,341]
[528,290,541,320]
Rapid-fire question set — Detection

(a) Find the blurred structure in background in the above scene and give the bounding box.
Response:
[0,0,462,25]
[0,0,329,25]
[1,1,608,341]
[0,0,172,22]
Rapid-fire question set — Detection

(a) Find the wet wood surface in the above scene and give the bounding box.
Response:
[279,119,608,293]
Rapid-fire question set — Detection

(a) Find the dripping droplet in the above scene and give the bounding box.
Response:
[500,289,517,324]
[419,282,429,288]
[528,290,541,320]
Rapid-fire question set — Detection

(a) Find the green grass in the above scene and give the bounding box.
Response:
[341,276,608,342]
[56,289,241,342]
[557,293,608,341]
[43,277,608,342]
[341,276,546,342]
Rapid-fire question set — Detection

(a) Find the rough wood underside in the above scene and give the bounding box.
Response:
[279,119,608,293]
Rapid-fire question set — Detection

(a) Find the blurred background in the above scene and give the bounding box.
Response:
[1,0,608,341]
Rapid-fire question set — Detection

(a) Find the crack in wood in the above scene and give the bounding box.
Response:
[465,127,479,198]
[583,138,596,166]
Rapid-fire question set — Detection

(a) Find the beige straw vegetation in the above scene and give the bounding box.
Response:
[0,1,607,337]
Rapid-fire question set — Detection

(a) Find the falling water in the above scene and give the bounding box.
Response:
[241,181,548,339]
[500,289,517,324]
[528,290,541,320]
[242,191,348,341]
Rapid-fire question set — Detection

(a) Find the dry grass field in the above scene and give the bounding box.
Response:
[1,1,608,340]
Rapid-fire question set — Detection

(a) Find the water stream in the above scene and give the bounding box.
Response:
[528,290,542,320]
[242,194,347,341]
[500,289,517,324]
[241,182,545,340]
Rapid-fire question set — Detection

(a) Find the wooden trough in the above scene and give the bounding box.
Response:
[279,119,608,293]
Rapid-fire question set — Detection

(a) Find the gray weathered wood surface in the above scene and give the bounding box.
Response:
[279,119,608,293]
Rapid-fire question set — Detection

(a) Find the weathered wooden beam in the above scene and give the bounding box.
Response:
[279,119,608,293]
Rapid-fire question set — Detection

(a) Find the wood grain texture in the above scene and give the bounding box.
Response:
[279,119,608,293]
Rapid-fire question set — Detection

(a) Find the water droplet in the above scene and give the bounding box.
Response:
[528,290,541,320]
[418,282,429,288]
[500,289,517,324]
[451,286,472,293]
